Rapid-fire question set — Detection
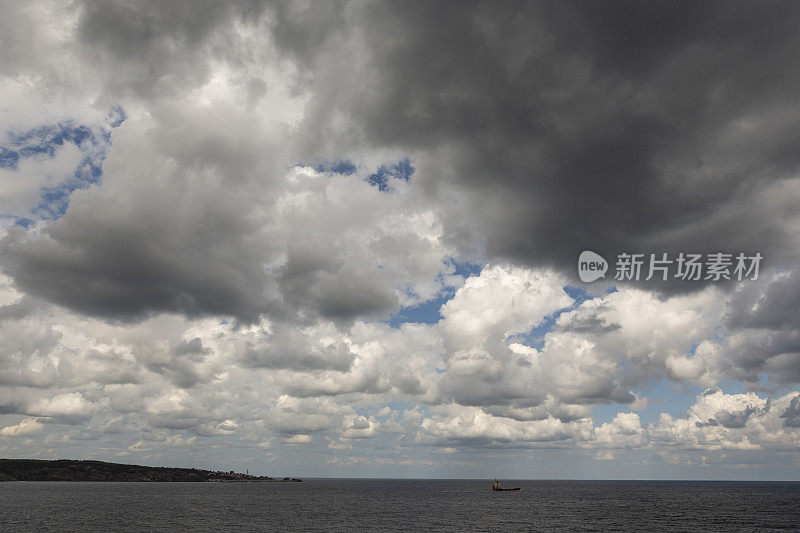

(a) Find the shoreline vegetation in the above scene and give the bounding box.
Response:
[0,459,302,483]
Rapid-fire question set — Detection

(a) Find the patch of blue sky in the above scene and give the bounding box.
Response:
[452,261,483,278]
[714,379,752,395]
[0,112,125,223]
[389,297,445,328]
[367,158,414,192]
[12,217,34,229]
[303,157,414,192]
[4,123,94,164]
[105,105,127,128]
[0,147,20,169]
[388,259,484,328]
[592,378,711,426]
[312,159,357,175]
[587,375,769,427]
[718,375,793,397]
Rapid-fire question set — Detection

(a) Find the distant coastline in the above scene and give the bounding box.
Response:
[0,459,302,483]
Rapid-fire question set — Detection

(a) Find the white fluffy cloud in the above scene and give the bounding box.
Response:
[0,418,44,437]
[0,252,795,471]
[1,259,796,475]
[650,388,800,452]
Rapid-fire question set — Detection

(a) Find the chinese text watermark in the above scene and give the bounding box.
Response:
[578,251,762,282]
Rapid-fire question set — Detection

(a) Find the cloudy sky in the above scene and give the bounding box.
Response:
[1,0,799,479]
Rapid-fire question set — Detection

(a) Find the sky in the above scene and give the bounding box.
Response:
[0,0,799,479]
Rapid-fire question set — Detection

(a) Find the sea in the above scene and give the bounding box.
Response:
[1,479,798,532]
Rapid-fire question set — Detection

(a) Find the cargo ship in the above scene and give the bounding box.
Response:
[492,478,520,491]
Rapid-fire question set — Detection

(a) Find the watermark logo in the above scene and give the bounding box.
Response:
[578,250,608,282]
[578,251,763,282]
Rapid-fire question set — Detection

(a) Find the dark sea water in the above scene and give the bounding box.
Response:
[1,479,798,532]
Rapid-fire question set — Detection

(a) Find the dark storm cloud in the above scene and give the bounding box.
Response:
[0,401,25,415]
[287,0,800,286]
[720,328,800,385]
[0,99,287,324]
[726,272,800,330]
[76,0,268,99]
[4,0,800,326]
[0,204,272,323]
[721,272,800,383]
[275,243,400,324]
